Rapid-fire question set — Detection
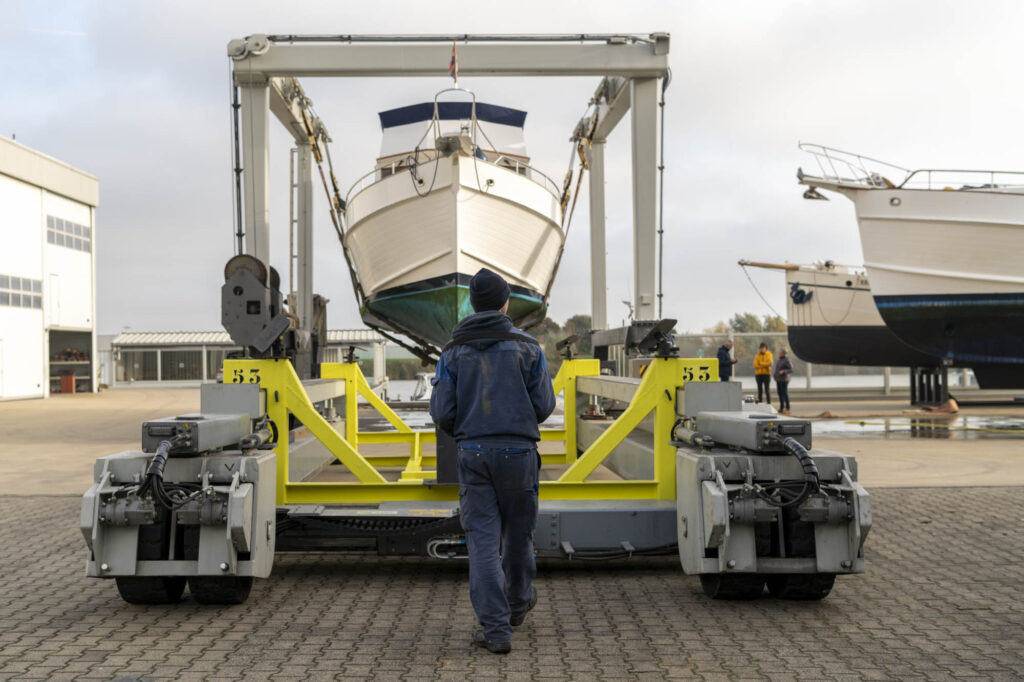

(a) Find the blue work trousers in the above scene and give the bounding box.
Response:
[457,443,540,643]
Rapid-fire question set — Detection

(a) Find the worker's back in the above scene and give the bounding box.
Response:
[430,310,555,443]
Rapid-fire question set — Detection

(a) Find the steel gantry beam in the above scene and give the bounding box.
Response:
[229,33,670,338]
[229,34,668,79]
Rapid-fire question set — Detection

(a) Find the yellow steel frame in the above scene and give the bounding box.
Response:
[223,355,716,505]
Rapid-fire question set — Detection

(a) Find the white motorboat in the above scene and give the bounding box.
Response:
[797,143,1024,388]
[739,259,938,367]
[344,91,565,350]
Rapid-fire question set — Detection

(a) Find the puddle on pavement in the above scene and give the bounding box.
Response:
[811,416,1024,439]
[360,405,1022,440]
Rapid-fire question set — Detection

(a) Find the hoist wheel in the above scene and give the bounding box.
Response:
[115,577,186,604]
[766,573,836,600]
[188,576,253,605]
[699,574,765,600]
[224,254,268,286]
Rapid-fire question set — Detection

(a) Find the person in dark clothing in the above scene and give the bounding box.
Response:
[774,348,794,414]
[429,268,556,654]
[716,340,738,381]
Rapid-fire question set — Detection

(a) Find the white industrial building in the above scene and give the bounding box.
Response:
[109,329,389,387]
[0,137,98,400]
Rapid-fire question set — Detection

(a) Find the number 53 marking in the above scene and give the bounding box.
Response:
[231,368,261,384]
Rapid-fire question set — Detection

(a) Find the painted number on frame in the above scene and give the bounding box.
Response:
[681,361,712,383]
[232,368,261,384]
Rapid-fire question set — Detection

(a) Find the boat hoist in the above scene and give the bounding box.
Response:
[80,33,869,605]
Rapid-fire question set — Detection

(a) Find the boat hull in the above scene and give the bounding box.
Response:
[788,325,939,367]
[803,180,1024,387]
[360,274,545,349]
[346,154,562,347]
[784,266,939,367]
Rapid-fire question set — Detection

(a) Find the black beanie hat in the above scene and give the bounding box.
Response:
[469,268,510,312]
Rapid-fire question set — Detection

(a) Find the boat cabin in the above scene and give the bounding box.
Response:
[375,101,531,178]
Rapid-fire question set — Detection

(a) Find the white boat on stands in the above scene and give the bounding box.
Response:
[739,259,938,367]
[344,90,565,350]
[797,143,1024,388]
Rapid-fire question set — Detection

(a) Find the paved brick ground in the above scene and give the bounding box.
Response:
[0,488,1022,681]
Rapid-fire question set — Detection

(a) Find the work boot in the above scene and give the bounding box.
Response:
[472,629,511,654]
[510,585,537,627]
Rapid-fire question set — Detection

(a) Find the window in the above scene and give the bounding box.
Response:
[0,275,43,309]
[160,350,203,381]
[117,350,158,382]
[46,215,92,253]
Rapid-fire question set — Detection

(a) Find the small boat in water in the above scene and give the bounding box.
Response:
[344,90,565,352]
[797,143,1024,388]
[739,259,939,367]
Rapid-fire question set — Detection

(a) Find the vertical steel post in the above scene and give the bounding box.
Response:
[588,140,608,331]
[239,82,271,268]
[296,143,314,332]
[630,78,660,321]
[373,342,386,387]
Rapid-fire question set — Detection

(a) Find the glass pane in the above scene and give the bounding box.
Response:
[21,295,32,308]
[32,280,41,293]
[73,223,82,236]
[85,240,91,253]
[0,293,8,306]
[0,275,7,289]
[117,350,159,382]
[47,231,56,244]
[11,293,20,306]
[56,219,65,232]
[10,277,20,290]
[47,215,54,228]
[84,226,91,239]
[32,295,42,309]
[160,350,203,381]
[206,349,230,380]
[74,238,83,250]
[56,233,65,246]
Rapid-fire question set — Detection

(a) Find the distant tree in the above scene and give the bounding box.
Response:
[561,314,593,356]
[728,312,763,334]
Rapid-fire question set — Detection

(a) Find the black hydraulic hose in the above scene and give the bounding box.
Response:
[754,434,820,508]
[779,436,819,491]
[146,439,174,480]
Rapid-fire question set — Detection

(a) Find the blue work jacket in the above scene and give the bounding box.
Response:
[429,311,556,444]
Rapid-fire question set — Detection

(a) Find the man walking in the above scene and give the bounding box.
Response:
[429,268,556,654]
[716,340,738,382]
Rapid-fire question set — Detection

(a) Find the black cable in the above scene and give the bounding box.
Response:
[756,434,820,508]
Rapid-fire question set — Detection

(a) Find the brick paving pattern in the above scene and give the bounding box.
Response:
[0,488,1022,680]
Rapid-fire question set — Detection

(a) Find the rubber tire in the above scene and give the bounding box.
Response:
[699,574,765,600]
[115,576,186,605]
[766,573,836,600]
[188,576,253,605]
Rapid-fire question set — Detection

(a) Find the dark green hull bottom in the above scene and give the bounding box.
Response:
[360,275,546,350]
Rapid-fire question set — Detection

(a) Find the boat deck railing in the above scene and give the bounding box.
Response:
[799,143,1024,193]
[346,152,562,207]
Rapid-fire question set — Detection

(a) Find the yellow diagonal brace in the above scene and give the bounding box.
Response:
[267,361,387,484]
[556,383,655,482]
[357,371,412,433]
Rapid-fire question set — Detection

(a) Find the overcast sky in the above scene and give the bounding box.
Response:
[5,0,1023,336]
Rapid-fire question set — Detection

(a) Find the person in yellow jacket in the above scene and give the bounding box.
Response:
[753,342,773,404]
